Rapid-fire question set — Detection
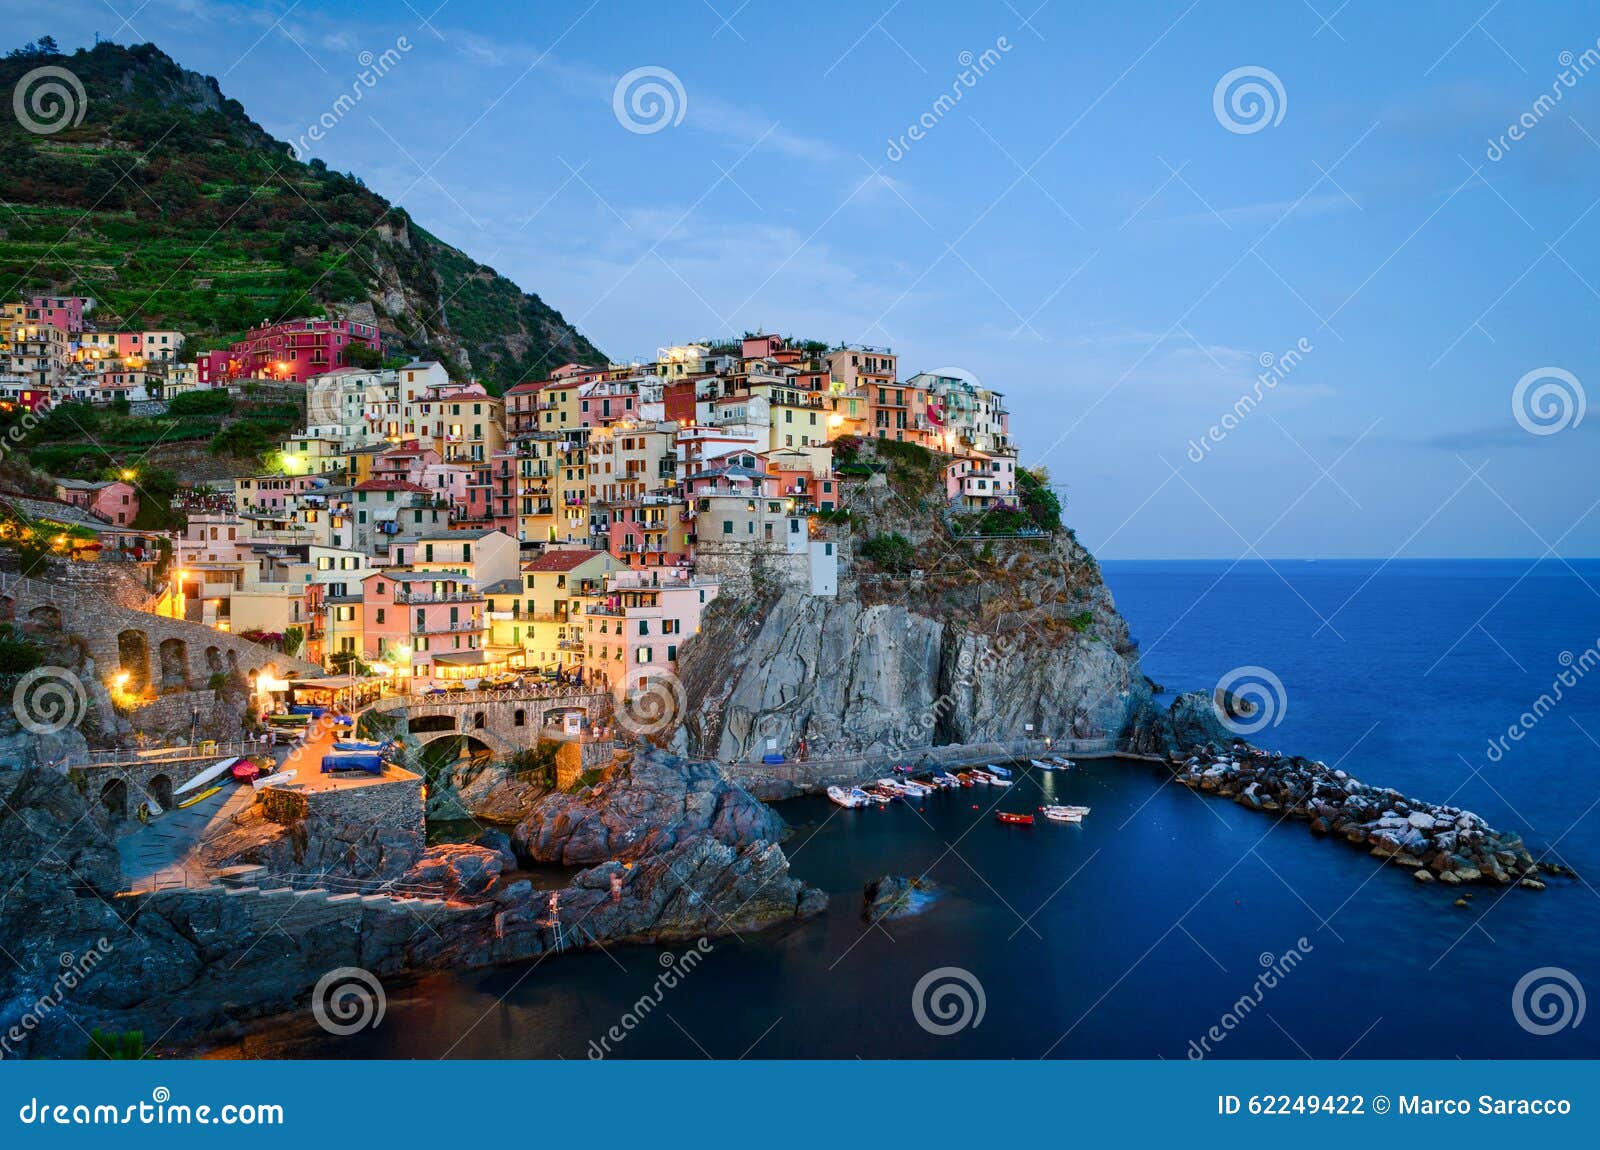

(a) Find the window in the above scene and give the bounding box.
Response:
[376,608,385,624]
[636,647,651,663]
[667,644,677,662]
[638,620,650,636]
[722,520,733,534]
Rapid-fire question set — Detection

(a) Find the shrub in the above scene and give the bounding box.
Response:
[861,531,916,573]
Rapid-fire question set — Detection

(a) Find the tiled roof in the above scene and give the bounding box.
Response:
[523,549,602,572]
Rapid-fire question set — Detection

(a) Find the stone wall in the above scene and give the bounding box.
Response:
[0,566,322,697]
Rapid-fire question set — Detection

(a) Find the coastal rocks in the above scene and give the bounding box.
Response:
[511,746,785,866]
[863,875,938,922]
[403,843,506,897]
[0,761,825,1058]
[1151,744,1554,893]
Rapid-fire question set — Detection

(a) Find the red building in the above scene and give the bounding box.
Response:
[197,317,381,385]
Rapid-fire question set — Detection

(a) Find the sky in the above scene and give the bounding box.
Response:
[9,0,1600,558]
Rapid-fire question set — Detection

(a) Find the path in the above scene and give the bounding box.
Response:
[117,782,257,892]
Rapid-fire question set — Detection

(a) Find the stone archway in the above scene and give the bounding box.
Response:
[158,637,190,692]
[409,714,457,735]
[26,604,61,631]
[148,773,174,812]
[117,630,150,692]
[204,646,223,677]
[100,777,128,821]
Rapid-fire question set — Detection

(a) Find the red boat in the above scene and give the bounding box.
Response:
[996,812,1034,826]
[230,760,262,782]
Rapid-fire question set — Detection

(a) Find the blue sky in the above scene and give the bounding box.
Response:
[16,0,1600,558]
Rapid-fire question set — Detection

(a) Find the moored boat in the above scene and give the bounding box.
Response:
[955,772,977,787]
[996,811,1034,825]
[985,764,1012,779]
[861,784,896,803]
[1041,804,1090,822]
[1030,758,1062,770]
[1050,756,1077,768]
[827,785,870,809]
[933,772,960,788]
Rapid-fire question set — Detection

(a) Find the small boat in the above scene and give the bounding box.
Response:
[898,779,934,797]
[252,768,296,791]
[985,772,1013,787]
[955,772,977,787]
[985,764,1012,779]
[932,772,960,788]
[996,812,1034,826]
[1051,756,1077,768]
[1042,804,1090,823]
[230,760,261,782]
[333,739,392,753]
[827,785,869,809]
[1030,758,1064,771]
[175,784,223,809]
[861,784,896,803]
[174,757,239,796]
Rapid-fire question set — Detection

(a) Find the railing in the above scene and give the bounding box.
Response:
[414,619,482,633]
[60,739,258,769]
[370,685,603,711]
[395,590,482,604]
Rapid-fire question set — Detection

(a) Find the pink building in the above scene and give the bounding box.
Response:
[579,568,719,697]
[358,569,489,688]
[54,479,139,526]
[29,295,90,334]
[197,317,381,385]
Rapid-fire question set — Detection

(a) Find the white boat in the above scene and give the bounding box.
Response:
[827,785,869,809]
[252,768,297,792]
[933,772,960,788]
[1042,804,1091,822]
[984,773,1013,787]
[899,779,934,797]
[173,756,239,796]
[1050,756,1077,768]
[968,770,995,785]
[1030,758,1063,771]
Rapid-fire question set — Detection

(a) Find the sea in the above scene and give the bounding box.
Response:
[237,559,1600,1060]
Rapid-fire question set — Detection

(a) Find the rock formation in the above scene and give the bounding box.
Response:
[676,525,1143,762]
[512,745,786,866]
[0,750,822,1058]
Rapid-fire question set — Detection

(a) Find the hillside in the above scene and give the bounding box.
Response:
[0,39,604,390]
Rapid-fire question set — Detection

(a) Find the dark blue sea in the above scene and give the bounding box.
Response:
[250,560,1600,1060]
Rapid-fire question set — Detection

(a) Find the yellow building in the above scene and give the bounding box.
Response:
[518,549,623,674]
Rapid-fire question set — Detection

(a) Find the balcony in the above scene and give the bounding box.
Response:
[395,589,482,605]
[413,618,483,634]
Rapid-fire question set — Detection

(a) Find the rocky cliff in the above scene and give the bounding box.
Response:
[675,449,1146,762]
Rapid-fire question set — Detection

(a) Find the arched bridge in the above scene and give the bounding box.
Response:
[362,688,610,757]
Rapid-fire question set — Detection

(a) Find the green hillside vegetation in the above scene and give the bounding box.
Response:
[0,39,604,389]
